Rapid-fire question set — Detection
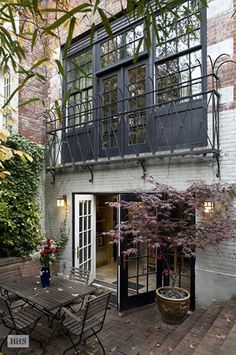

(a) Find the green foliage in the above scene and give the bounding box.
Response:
[56,220,69,251]
[0,134,44,257]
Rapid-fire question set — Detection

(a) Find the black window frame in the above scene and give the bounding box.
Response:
[61,0,207,160]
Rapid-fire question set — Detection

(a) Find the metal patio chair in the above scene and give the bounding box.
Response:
[0,265,24,308]
[67,267,91,311]
[69,267,91,285]
[0,295,45,353]
[61,291,111,355]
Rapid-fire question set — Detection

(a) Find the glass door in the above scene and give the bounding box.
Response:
[74,194,96,281]
[99,71,123,157]
[118,194,158,311]
[118,193,196,311]
[124,62,150,155]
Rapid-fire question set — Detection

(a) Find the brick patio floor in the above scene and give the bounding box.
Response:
[2,298,236,354]
[0,303,179,355]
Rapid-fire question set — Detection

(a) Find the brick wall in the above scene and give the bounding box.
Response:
[0,257,59,277]
[17,37,48,144]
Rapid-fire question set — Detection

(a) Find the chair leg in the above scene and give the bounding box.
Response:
[0,328,13,351]
[63,333,81,355]
[94,333,105,355]
[42,320,60,355]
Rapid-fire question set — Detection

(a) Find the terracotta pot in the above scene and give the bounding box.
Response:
[156,286,190,324]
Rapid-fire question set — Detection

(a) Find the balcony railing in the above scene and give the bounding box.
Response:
[45,73,220,171]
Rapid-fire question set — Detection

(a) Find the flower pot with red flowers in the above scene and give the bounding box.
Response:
[31,237,60,288]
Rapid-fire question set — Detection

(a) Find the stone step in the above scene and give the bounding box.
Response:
[154,308,206,355]
[193,299,236,355]
[170,303,224,355]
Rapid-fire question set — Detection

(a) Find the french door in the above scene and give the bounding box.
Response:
[118,194,196,311]
[74,194,96,281]
[99,70,123,157]
[118,193,158,311]
[99,61,150,158]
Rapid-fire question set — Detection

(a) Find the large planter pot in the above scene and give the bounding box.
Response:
[156,286,190,325]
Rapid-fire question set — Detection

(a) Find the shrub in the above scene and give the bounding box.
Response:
[0,134,44,257]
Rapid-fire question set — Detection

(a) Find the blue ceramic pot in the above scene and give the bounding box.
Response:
[40,266,51,288]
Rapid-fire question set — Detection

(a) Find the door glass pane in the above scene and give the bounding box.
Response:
[88,230,91,244]
[102,75,118,148]
[127,65,146,145]
[84,231,87,246]
[76,196,94,273]
[88,245,91,259]
[126,243,158,295]
[79,233,82,248]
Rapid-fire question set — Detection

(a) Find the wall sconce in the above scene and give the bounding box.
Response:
[57,195,67,207]
[203,201,214,214]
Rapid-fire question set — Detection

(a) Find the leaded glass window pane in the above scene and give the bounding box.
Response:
[66,49,93,129]
[128,65,146,145]
[100,23,144,68]
[102,75,119,148]
[155,0,202,105]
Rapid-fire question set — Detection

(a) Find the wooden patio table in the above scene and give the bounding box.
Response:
[0,275,96,312]
[0,275,97,353]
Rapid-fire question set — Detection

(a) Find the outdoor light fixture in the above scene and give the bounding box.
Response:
[203,201,214,214]
[57,195,67,207]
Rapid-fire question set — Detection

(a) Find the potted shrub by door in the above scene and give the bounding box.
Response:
[107,177,236,324]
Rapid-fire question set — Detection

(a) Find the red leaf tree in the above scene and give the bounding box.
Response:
[107,177,236,285]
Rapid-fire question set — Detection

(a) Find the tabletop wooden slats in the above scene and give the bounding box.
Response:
[0,276,96,313]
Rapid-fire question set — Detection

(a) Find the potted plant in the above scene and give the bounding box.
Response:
[107,177,236,324]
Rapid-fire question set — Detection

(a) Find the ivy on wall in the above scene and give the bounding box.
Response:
[0,135,44,257]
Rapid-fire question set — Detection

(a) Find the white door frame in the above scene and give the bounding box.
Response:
[74,194,96,282]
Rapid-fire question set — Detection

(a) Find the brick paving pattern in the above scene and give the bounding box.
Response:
[1,300,236,355]
[0,303,178,355]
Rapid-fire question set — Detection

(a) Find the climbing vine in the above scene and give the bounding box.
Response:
[0,135,44,257]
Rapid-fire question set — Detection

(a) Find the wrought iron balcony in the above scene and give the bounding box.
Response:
[45,73,220,172]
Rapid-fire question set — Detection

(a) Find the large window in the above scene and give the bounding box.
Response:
[61,0,206,162]
[100,23,144,69]
[66,49,93,129]
[155,1,202,105]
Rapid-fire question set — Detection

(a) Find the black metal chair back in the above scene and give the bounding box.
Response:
[0,295,44,352]
[0,266,22,306]
[69,267,91,285]
[62,291,111,355]
[82,291,110,334]
[0,265,21,282]
[0,296,14,322]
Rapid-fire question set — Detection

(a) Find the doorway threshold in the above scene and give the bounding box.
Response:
[93,279,117,292]
[93,279,117,308]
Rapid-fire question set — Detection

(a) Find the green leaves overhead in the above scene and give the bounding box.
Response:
[63,16,76,58]
[55,59,64,77]
[18,97,41,108]
[0,0,208,123]
[97,7,112,38]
